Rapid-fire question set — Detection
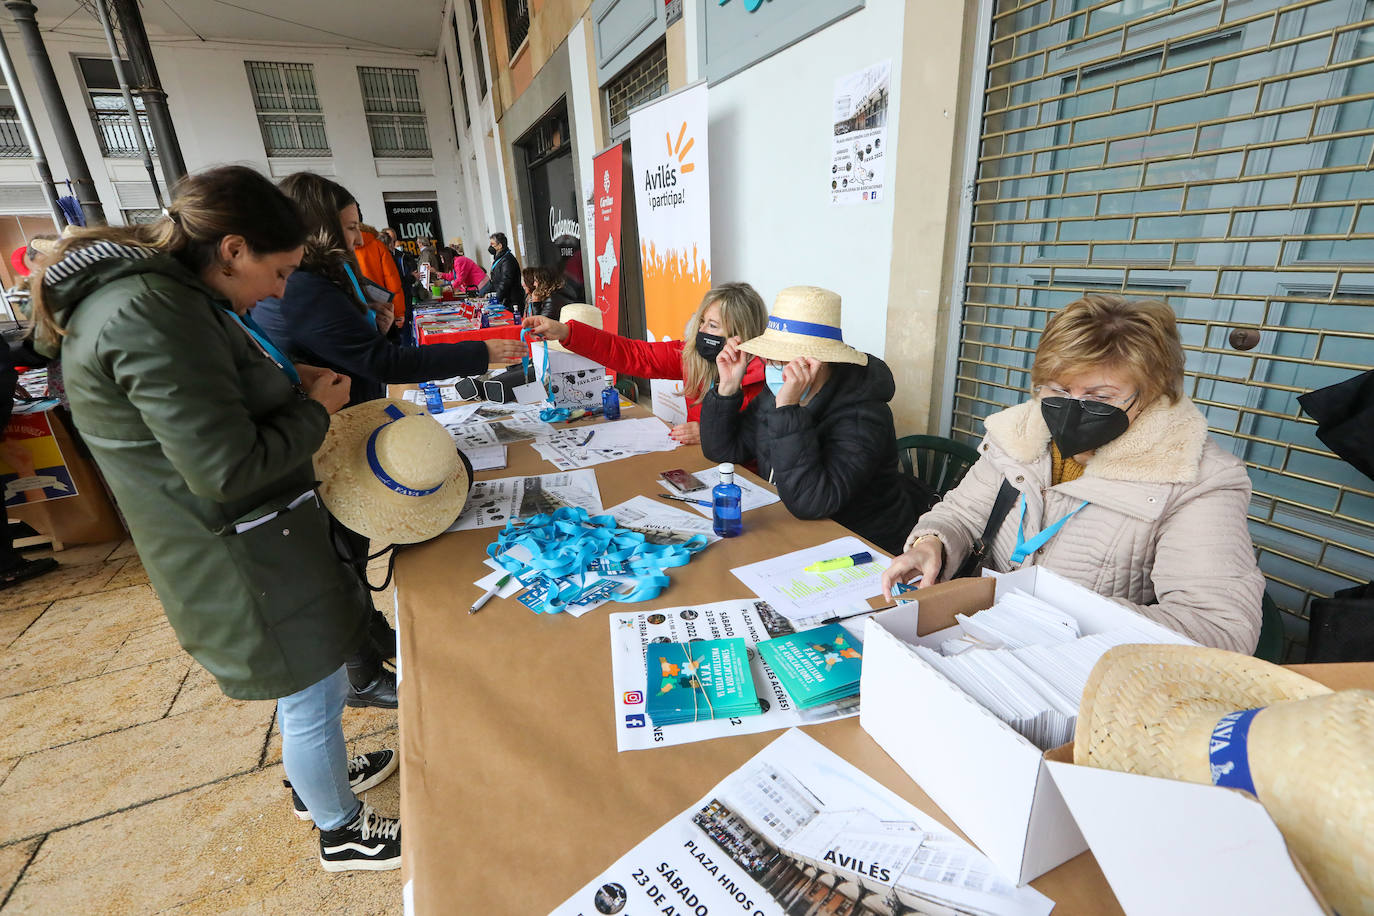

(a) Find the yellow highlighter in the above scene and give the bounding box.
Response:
[804,551,874,573]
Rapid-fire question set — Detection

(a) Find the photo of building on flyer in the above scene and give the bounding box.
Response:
[691,758,1035,916]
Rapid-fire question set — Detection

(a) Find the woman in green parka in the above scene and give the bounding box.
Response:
[29,166,402,873]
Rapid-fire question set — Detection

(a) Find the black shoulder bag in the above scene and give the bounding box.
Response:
[950,480,1019,580]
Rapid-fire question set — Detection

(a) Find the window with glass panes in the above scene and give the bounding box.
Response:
[244,61,329,157]
[604,41,669,141]
[469,0,489,99]
[954,0,1374,655]
[77,57,154,158]
[358,67,431,157]
[451,11,472,128]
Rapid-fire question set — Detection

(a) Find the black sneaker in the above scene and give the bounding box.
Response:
[285,749,399,821]
[319,802,401,872]
[346,668,398,709]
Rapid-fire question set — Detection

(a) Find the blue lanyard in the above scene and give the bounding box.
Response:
[224,309,300,385]
[488,506,708,614]
[1009,493,1088,565]
[342,262,378,330]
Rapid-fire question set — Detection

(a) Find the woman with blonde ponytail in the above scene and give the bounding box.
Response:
[37,165,404,872]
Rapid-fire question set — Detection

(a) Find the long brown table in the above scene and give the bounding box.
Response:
[394,402,1371,915]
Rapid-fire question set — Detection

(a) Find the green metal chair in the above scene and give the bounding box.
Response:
[1254,592,1286,663]
[896,434,982,497]
[615,377,639,405]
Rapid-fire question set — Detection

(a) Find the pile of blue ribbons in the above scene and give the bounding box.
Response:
[487,507,709,614]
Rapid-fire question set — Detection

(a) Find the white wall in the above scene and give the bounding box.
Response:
[705,0,906,358]
[0,28,476,243]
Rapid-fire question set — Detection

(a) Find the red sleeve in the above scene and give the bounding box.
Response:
[563,321,685,380]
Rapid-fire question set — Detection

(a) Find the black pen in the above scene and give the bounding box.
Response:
[820,602,908,626]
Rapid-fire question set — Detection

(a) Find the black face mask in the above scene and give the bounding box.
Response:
[1040,396,1133,458]
[488,244,499,257]
[695,331,726,361]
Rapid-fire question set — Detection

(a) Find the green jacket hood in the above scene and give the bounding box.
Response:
[37,242,221,357]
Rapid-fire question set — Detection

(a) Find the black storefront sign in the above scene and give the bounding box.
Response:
[383,200,444,256]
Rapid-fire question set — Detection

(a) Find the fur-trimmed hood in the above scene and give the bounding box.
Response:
[983,395,1210,485]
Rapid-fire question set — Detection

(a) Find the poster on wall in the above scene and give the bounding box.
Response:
[630,82,711,426]
[592,143,625,339]
[383,200,444,257]
[831,60,890,206]
[550,729,1053,916]
[1,411,78,507]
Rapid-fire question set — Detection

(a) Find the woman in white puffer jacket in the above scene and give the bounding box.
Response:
[882,294,1265,653]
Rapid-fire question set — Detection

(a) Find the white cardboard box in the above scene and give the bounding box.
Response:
[1045,761,1326,915]
[858,566,1197,885]
[533,342,606,409]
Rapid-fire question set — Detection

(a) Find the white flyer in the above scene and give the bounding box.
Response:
[656,465,781,516]
[552,729,1052,916]
[731,536,890,626]
[464,445,507,471]
[447,469,603,531]
[606,495,718,546]
[533,434,653,471]
[576,416,679,452]
[609,600,861,752]
[831,60,891,206]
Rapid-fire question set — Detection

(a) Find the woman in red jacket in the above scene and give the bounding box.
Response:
[522,282,768,445]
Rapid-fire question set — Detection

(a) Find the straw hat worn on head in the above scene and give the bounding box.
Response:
[1076,644,1374,916]
[314,399,470,544]
[738,286,867,366]
[550,303,601,353]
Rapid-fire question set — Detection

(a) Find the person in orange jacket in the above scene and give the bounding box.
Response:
[356,224,405,329]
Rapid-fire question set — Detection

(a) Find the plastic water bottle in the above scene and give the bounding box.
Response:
[487,293,499,311]
[423,384,443,415]
[712,463,743,538]
[601,374,621,420]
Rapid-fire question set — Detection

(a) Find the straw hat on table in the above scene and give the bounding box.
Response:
[1075,644,1374,916]
[314,399,469,543]
[738,286,867,366]
[549,302,601,353]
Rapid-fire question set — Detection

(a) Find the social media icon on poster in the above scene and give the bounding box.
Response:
[623,690,644,705]
[625,714,646,728]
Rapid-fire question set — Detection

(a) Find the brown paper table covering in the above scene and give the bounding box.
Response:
[392,399,1373,916]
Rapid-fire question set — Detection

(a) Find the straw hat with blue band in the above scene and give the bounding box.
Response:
[548,302,601,353]
[1074,644,1374,916]
[314,399,470,543]
[738,286,867,366]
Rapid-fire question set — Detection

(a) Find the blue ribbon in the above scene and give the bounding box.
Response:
[365,404,444,497]
[223,309,300,385]
[767,315,845,341]
[1009,494,1088,564]
[487,506,708,614]
[1209,707,1263,796]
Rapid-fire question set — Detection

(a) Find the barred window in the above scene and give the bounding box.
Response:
[504,0,530,58]
[244,61,329,157]
[359,67,431,158]
[605,41,669,141]
[122,208,161,225]
[77,57,154,159]
[0,78,29,159]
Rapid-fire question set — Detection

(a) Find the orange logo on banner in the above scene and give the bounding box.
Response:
[641,121,711,342]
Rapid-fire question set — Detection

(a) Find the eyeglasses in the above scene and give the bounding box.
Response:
[1037,385,1138,416]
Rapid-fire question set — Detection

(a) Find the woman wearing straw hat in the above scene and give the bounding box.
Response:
[26,166,403,872]
[882,294,1265,653]
[254,173,525,409]
[521,282,769,446]
[1074,644,1373,915]
[701,285,934,554]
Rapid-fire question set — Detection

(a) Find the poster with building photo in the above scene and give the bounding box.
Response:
[551,729,1052,916]
[831,60,891,206]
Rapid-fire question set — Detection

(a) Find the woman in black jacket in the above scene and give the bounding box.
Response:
[701,286,934,555]
[254,173,524,407]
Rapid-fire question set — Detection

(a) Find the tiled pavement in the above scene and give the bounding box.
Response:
[0,539,402,914]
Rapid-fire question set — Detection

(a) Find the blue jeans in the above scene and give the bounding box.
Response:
[277,665,361,831]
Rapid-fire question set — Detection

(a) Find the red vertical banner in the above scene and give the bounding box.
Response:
[592,143,625,336]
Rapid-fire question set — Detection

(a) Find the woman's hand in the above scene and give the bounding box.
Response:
[715,337,748,396]
[305,369,351,415]
[774,356,822,407]
[486,338,527,363]
[669,422,700,446]
[374,302,396,335]
[294,363,330,388]
[881,537,942,601]
[520,315,569,343]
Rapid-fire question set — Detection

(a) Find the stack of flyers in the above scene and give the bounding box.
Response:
[645,638,762,726]
[756,623,864,710]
